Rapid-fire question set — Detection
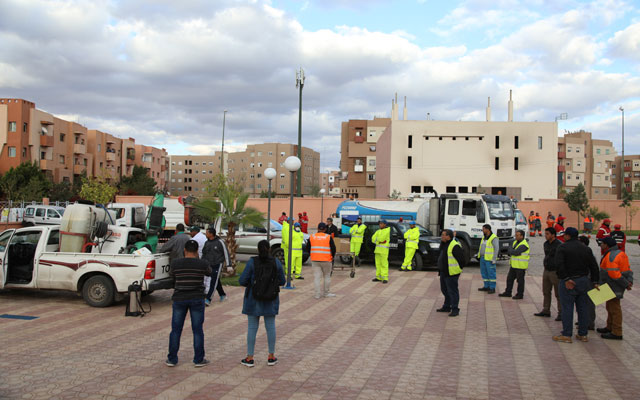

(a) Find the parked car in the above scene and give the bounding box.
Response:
[338,221,441,270]
[221,219,310,264]
[23,205,65,226]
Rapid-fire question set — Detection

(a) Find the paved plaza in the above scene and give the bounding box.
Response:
[2,237,640,399]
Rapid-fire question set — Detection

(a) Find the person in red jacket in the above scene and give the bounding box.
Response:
[301,212,309,234]
[554,216,566,242]
[611,224,626,252]
[596,218,611,255]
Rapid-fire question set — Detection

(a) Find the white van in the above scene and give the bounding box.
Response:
[23,205,65,226]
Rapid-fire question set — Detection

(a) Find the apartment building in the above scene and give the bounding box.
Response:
[169,143,320,197]
[611,155,640,197]
[557,130,617,199]
[0,98,168,189]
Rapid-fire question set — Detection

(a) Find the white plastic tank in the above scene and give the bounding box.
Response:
[60,203,114,253]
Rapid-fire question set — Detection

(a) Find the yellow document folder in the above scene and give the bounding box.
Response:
[588,283,617,306]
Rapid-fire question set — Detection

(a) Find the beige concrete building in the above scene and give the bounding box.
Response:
[135,144,170,190]
[169,143,320,197]
[611,154,640,197]
[557,130,617,199]
[374,93,558,200]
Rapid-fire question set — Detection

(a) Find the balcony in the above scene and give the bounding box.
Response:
[73,143,86,154]
[126,158,135,166]
[40,135,54,147]
[73,164,86,175]
[624,166,632,172]
[624,177,631,183]
[557,165,565,172]
[106,152,116,162]
[143,161,153,169]
[40,159,53,170]
[354,136,364,143]
[161,164,167,171]
[558,152,565,159]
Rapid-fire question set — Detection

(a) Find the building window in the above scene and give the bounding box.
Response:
[280,184,285,189]
[596,148,601,155]
[250,174,254,178]
[411,186,420,193]
[407,156,412,169]
[178,161,182,166]
[172,161,175,165]
[495,157,499,170]
[23,122,28,133]
[370,146,376,152]
[258,162,262,167]
[495,136,500,149]
[171,178,175,183]
[368,159,376,167]
[368,174,375,181]
[576,147,581,153]
[538,136,543,150]
[595,189,600,194]
[22,147,26,157]
[605,176,609,181]
[280,173,285,179]
[514,157,519,170]
[8,121,16,132]
[8,147,16,157]
[514,136,519,149]
[59,155,65,164]
[408,135,413,149]
[568,146,572,152]
[355,131,362,137]
[60,133,65,142]
[257,151,262,156]
[606,149,610,155]
[604,188,609,194]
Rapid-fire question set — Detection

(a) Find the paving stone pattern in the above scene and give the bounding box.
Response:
[2,245,640,399]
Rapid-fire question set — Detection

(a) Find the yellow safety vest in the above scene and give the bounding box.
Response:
[404,227,420,250]
[291,230,304,256]
[447,240,462,276]
[479,233,497,261]
[372,227,390,255]
[349,223,367,244]
[510,240,530,270]
[281,221,289,248]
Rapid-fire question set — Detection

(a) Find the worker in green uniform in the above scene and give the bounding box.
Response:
[401,221,420,271]
[349,217,366,266]
[372,219,391,283]
[281,217,290,272]
[292,222,305,279]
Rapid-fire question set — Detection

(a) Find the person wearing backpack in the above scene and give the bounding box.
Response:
[238,240,286,367]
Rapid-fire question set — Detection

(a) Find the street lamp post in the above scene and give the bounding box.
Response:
[265,168,277,242]
[296,68,305,197]
[220,110,227,175]
[283,156,301,289]
[320,188,326,221]
[620,106,625,193]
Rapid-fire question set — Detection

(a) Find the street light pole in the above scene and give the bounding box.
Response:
[620,106,625,193]
[320,188,326,222]
[283,156,301,289]
[296,68,305,197]
[265,168,277,241]
[220,110,227,175]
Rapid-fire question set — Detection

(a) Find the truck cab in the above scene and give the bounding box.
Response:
[107,203,146,229]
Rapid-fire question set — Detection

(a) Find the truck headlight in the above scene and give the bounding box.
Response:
[429,242,440,249]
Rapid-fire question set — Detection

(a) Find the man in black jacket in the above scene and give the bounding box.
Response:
[534,227,562,320]
[436,229,466,317]
[203,227,231,306]
[553,227,599,343]
[325,218,339,237]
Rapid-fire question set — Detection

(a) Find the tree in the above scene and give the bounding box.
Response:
[204,172,245,197]
[309,184,321,197]
[259,190,274,198]
[629,206,639,230]
[388,189,401,199]
[194,188,264,275]
[564,183,589,230]
[0,162,51,203]
[49,180,74,202]
[79,176,117,204]
[119,165,157,195]
[620,188,633,230]
[633,182,640,200]
[587,206,609,224]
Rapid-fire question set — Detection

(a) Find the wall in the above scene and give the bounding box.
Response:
[519,199,640,230]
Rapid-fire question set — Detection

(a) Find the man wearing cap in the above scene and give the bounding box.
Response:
[401,221,420,271]
[291,222,305,279]
[372,220,391,283]
[597,237,633,340]
[553,227,599,343]
[499,230,530,300]
[610,224,626,252]
[349,217,366,267]
[307,223,336,299]
[596,218,611,255]
[189,226,207,259]
[160,223,192,262]
[477,224,499,294]
[554,216,566,242]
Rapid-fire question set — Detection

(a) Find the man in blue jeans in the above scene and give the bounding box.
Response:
[553,227,599,343]
[167,240,212,367]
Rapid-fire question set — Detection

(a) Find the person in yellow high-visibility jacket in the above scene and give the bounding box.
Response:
[372,219,391,283]
[349,217,367,266]
[291,222,305,279]
[281,218,290,272]
[401,221,420,271]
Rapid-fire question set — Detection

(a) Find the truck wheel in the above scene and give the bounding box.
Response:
[411,254,424,271]
[460,241,471,266]
[340,255,352,264]
[82,275,115,307]
[302,254,309,264]
[271,247,285,264]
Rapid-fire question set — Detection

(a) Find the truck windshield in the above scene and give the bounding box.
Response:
[486,201,514,220]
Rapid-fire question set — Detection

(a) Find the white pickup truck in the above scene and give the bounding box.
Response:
[0,225,171,307]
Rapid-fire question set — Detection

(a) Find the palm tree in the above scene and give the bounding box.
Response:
[194,188,264,275]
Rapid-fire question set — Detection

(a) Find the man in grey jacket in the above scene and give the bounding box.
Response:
[203,227,231,305]
[159,224,191,262]
[477,224,500,294]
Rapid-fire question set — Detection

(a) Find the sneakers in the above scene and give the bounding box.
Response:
[267,357,278,366]
[194,359,210,367]
[498,292,512,297]
[219,295,227,302]
[205,299,211,306]
[534,311,551,317]
[165,360,176,367]
[552,335,572,343]
[575,334,589,342]
[324,293,337,297]
[241,358,255,368]
[601,332,623,340]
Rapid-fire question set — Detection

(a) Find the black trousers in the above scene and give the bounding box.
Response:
[440,274,460,310]
[206,264,226,300]
[504,267,526,296]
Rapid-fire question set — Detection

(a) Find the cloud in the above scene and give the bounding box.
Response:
[608,22,640,61]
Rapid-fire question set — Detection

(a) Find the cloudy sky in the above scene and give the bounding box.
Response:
[1,0,639,171]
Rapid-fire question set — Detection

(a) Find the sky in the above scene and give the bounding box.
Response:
[1,0,639,172]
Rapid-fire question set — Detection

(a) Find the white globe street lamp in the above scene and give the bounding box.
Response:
[284,156,301,289]
[265,167,277,241]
